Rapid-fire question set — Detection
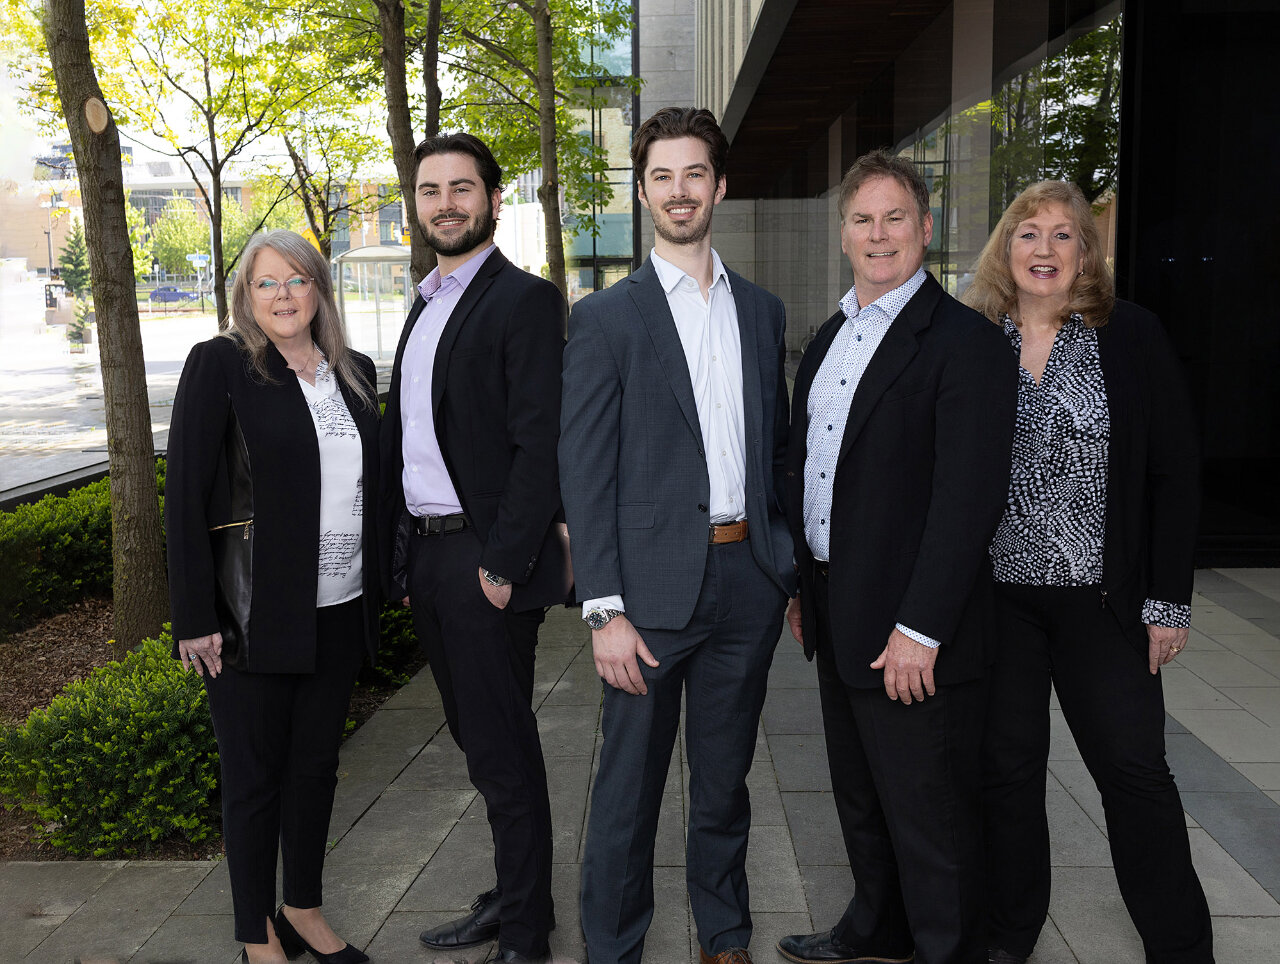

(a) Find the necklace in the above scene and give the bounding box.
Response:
[289,344,316,376]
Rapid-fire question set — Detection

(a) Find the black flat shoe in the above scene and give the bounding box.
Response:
[274,905,369,964]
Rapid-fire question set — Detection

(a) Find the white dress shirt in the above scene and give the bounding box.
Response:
[400,245,498,516]
[583,248,747,620]
[804,267,941,648]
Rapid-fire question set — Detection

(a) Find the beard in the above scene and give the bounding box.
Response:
[651,200,713,247]
[420,201,497,256]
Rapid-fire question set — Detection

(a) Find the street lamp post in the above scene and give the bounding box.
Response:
[39,194,67,278]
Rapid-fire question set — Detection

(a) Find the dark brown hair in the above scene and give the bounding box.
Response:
[631,107,729,183]
[838,148,930,222]
[412,132,503,195]
[962,180,1115,329]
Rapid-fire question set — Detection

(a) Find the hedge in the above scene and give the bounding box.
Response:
[0,630,220,857]
[0,461,166,639]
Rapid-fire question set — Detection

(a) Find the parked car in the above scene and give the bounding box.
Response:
[149,285,196,303]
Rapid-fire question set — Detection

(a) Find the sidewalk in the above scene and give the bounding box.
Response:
[3,569,1279,963]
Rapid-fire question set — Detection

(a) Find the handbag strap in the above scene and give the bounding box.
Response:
[224,397,254,521]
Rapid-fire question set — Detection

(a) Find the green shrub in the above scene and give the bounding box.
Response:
[0,629,219,857]
[0,460,165,638]
[358,603,419,688]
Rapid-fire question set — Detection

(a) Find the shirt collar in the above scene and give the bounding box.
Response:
[839,267,928,323]
[1001,311,1085,344]
[417,243,498,300]
[650,247,732,296]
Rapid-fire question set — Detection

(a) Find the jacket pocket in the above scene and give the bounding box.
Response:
[617,503,655,528]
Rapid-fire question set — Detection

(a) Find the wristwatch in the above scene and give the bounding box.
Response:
[481,568,511,587]
[584,608,623,631]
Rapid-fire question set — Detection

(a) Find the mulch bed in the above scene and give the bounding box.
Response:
[0,598,424,861]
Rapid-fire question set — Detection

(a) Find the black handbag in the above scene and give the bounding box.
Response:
[208,402,254,669]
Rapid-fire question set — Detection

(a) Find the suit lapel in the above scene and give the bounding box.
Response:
[837,275,941,463]
[431,248,508,418]
[629,259,703,445]
[730,272,765,473]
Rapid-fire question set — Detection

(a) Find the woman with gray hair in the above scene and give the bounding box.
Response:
[166,230,380,963]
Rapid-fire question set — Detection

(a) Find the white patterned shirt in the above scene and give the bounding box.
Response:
[299,356,363,607]
[804,267,941,648]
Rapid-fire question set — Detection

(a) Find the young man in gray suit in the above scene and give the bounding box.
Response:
[560,107,796,964]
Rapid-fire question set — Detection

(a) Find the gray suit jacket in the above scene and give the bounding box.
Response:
[559,257,795,631]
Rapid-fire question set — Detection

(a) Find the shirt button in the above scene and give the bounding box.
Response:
[411,465,419,472]
[409,419,416,427]
[827,424,833,431]
[820,472,826,479]
[721,449,727,456]
[717,402,722,409]
[412,376,420,384]
[712,354,718,362]
[698,503,708,513]
[840,379,846,386]
[820,519,826,525]
[856,334,862,342]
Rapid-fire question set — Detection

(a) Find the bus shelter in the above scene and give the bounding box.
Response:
[332,244,415,359]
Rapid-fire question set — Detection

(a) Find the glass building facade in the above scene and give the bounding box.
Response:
[672,0,1280,558]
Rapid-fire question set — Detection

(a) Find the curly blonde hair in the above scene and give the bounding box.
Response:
[223,230,376,409]
[963,180,1115,328]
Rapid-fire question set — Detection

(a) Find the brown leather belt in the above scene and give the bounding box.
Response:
[709,519,749,544]
[412,513,470,536]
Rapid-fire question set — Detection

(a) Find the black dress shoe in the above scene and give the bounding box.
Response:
[777,929,913,964]
[419,886,503,949]
[988,950,1027,964]
[484,948,550,964]
[273,906,369,964]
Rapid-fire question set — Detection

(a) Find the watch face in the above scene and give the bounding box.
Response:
[586,609,617,630]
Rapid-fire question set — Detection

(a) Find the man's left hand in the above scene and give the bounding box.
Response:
[478,567,512,610]
[1147,623,1188,675]
[870,627,938,704]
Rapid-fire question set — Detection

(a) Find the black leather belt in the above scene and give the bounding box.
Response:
[411,513,470,536]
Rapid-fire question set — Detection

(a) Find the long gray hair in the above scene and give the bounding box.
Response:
[223,230,376,409]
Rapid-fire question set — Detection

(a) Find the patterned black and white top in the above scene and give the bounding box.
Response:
[989,314,1189,627]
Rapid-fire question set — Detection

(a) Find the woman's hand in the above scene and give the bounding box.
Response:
[1146,623,1188,675]
[178,632,224,678]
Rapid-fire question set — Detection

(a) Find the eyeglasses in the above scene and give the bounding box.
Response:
[251,277,314,299]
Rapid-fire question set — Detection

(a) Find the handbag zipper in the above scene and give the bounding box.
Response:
[209,519,253,540]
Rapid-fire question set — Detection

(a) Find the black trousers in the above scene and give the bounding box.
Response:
[814,570,987,964]
[407,527,553,959]
[579,539,787,964]
[204,596,364,944]
[982,583,1213,963]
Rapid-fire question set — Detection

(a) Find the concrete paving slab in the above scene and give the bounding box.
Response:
[310,855,422,950]
[1045,790,1112,865]
[766,650,819,690]
[1045,866,1144,963]
[334,788,475,869]
[378,672,444,711]
[1168,709,1280,762]
[1186,827,1280,916]
[342,706,442,746]
[1215,630,1280,654]
[1025,918,1077,963]
[1216,685,1280,727]
[1159,665,1243,710]
[1242,648,1280,679]
[744,911,815,962]
[745,757,788,828]
[0,861,126,960]
[542,655,606,707]
[364,911,493,963]
[547,755,593,860]
[1213,914,1280,960]
[643,864,693,963]
[391,739,473,792]
[1176,650,1280,688]
[27,862,211,963]
[1179,789,1280,900]
[537,704,603,758]
[781,793,846,867]
[1047,709,1083,761]
[1165,732,1261,793]
[766,733,830,792]
[654,790,688,868]
[131,912,238,964]
[796,863,853,933]
[1232,761,1280,790]
[745,825,806,914]
[761,687,825,735]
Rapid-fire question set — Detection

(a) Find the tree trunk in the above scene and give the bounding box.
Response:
[532,0,567,300]
[375,0,430,283]
[424,0,443,137]
[43,0,169,657]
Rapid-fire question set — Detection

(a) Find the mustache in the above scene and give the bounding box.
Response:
[431,211,468,224]
[662,198,700,212]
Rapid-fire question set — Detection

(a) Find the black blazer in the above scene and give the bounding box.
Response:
[379,248,570,612]
[1094,300,1200,644]
[786,273,1018,688]
[165,336,382,672]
